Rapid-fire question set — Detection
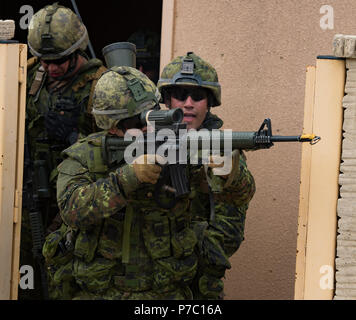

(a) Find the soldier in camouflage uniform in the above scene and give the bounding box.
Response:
[43,65,254,299]
[20,3,105,299]
[157,52,256,299]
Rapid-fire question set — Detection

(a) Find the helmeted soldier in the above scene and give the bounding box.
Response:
[158,52,256,299]
[43,65,254,300]
[20,3,106,299]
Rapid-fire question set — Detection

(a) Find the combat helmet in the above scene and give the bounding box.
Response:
[28,3,89,60]
[157,52,221,107]
[92,66,161,130]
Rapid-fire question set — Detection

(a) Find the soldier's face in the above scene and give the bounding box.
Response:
[40,58,71,79]
[168,86,209,130]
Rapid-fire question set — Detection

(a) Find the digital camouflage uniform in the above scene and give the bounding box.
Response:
[20,3,105,300]
[189,113,254,299]
[158,52,256,299]
[42,66,255,300]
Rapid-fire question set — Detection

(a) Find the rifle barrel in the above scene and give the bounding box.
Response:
[104,131,320,154]
[270,135,302,142]
[271,134,321,144]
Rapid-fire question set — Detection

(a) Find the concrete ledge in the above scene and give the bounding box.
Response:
[335,46,356,298]
[333,34,356,58]
[0,20,15,40]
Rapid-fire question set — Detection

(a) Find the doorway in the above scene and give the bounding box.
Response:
[0,0,163,81]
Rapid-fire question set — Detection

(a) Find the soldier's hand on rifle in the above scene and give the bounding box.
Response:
[208,150,241,178]
[132,154,164,184]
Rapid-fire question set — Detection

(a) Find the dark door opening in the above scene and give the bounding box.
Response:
[0,0,163,82]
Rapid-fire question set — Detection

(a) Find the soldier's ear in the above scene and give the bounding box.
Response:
[163,92,172,109]
[207,91,214,108]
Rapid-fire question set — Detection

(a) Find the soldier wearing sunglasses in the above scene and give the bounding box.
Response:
[20,3,106,299]
[158,52,256,299]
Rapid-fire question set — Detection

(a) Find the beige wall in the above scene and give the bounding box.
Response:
[161,0,356,299]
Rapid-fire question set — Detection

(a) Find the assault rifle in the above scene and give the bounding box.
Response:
[23,131,50,300]
[102,108,320,208]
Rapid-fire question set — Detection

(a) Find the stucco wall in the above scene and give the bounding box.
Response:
[161,0,356,299]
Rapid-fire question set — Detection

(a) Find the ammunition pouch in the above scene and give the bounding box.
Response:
[97,215,124,260]
[73,226,100,263]
[73,257,116,293]
[198,274,224,300]
[171,227,197,259]
[113,269,152,293]
[70,223,115,293]
[142,205,198,292]
[152,254,198,292]
[42,223,78,300]
[143,212,171,260]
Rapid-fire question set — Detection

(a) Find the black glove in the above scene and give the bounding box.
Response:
[54,97,79,112]
[44,110,79,145]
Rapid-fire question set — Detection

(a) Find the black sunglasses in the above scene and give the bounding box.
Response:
[41,55,71,66]
[169,86,207,102]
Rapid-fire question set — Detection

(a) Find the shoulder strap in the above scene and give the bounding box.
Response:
[86,132,108,173]
[28,65,46,97]
[27,57,39,70]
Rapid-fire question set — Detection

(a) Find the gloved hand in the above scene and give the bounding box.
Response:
[132,154,163,184]
[44,110,79,145]
[208,150,244,189]
[208,150,241,178]
[191,221,231,273]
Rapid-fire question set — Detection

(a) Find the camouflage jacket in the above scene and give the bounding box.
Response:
[26,58,105,165]
[189,112,256,299]
[197,112,254,256]
[47,127,254,299]
[24,58,105,226]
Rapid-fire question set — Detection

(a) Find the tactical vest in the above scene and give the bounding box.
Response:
[25,59,106,208]
[62,132,200,298]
